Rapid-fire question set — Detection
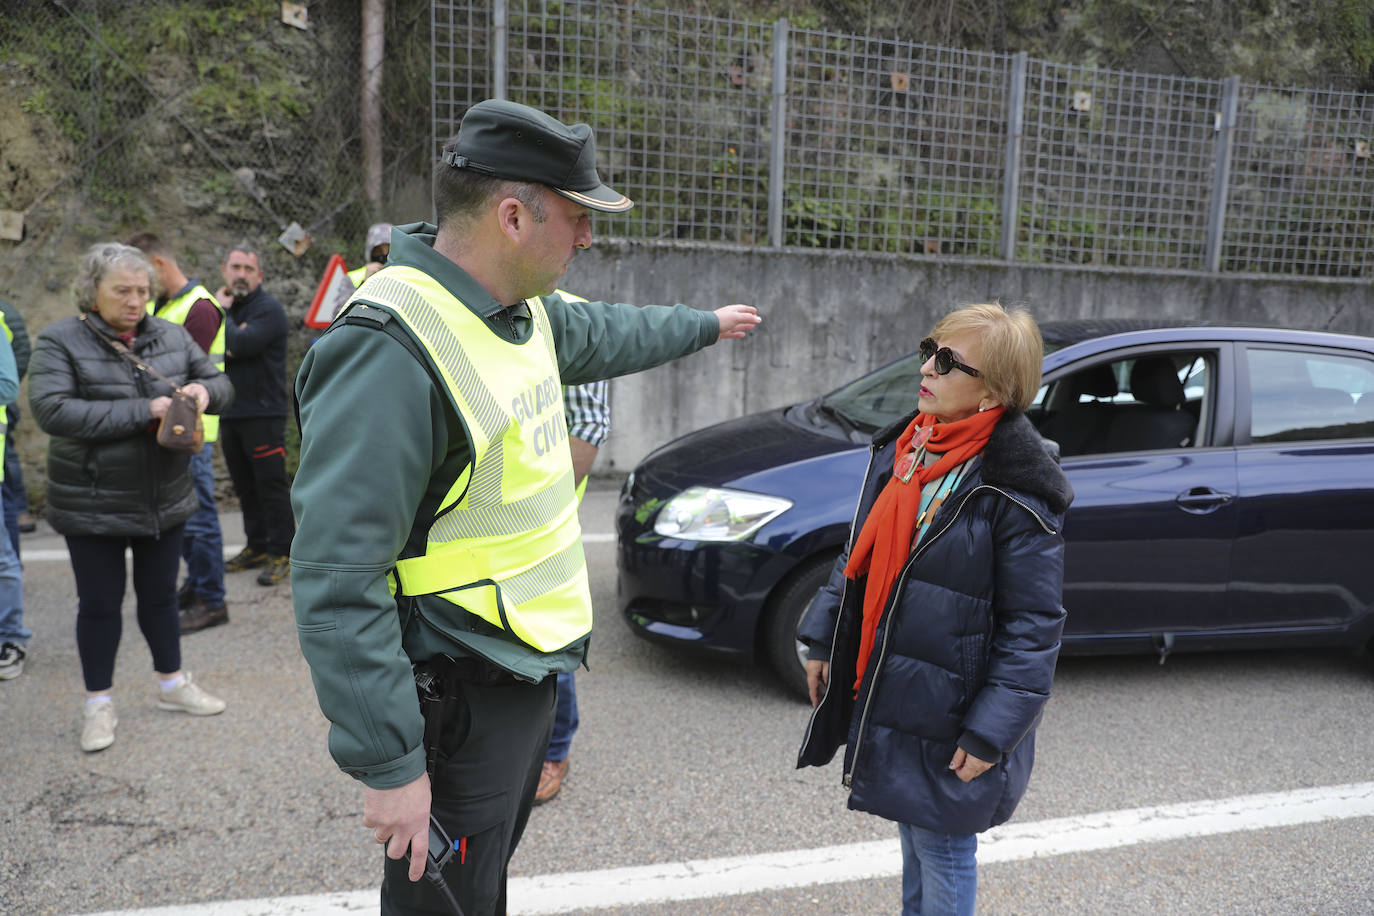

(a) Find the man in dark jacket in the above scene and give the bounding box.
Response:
[215,244,294,587]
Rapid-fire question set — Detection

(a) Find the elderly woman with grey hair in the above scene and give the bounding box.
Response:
[29,241,235,753]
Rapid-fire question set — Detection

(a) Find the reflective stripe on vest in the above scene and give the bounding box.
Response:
[148,284,226,442]
[345,266,591,653]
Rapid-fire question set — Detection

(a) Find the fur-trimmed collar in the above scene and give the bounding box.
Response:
[872,409,1073,515]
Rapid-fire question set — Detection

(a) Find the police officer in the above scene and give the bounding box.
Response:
[291,99,760,915]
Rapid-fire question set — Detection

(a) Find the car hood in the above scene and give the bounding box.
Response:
[633,407,858,496]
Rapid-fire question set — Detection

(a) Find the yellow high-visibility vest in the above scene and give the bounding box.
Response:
[343,267,591,653]
[148,284,226,442]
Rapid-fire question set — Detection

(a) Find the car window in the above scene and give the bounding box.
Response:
[1037,352,1211,456]
[818,351,924,433]
[1247,347,1374,442]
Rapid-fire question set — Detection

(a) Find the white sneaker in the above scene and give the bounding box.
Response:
[156,672,226,716]
[81,701,117,752]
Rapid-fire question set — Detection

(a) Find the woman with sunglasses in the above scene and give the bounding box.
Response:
[797,303,1073,916]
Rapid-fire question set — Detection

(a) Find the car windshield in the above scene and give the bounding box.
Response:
[817,340,1068,434]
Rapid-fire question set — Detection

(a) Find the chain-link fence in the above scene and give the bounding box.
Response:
[2,0,430,265]
[433,0,1374,280]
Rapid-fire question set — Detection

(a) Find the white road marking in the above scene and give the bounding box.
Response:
[21,548,80,562]
[75,781,1374,916]
[21,545,248,563]
[24,535,615,564]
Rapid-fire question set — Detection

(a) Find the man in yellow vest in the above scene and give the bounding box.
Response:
[291,99,760,915]
[0,315,28,679]
[127,234,231,633]
[0,298,34,548]
[534,374,608,807]
[347,222,393,288]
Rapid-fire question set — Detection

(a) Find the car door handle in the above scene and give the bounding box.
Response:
[1175,487,1234,514]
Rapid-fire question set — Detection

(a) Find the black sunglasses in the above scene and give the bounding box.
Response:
[919,337,981,377]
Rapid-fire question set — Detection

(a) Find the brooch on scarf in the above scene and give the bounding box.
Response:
[893,426,934,484]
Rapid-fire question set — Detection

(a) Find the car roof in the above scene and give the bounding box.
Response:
[1039,317,1242,347]
[1042,319,1374,367]
[1038,315,1214,343]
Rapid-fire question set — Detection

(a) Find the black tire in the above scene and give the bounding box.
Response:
[763,555,838,702]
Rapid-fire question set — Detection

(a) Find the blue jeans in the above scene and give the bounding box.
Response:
[899,823,978,916]
[0,487,29,646]
[545,670,579,761]
[2,427,27,559]
[181,442,225,604]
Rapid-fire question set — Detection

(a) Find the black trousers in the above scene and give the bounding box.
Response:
[67,525,185,692]
[381,666,557,916]
[220,416,295,556]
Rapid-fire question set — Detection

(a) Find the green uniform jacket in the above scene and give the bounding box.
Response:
[292,223,721,789]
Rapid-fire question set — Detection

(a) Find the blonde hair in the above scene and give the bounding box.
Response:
[930,302,1043,412]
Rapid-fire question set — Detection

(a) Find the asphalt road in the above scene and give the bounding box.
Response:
[2,482,1372,915]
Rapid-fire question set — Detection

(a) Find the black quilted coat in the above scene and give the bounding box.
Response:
[797,410,1073,834]
[28,312,234,537]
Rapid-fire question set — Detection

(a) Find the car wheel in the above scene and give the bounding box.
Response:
[763,555,838,702]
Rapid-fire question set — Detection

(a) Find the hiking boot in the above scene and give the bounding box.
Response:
[180,598,229,634]
[177,581,197,610]
[0,642,26,680]
[156,672,226,716]
[81,701,117,752]
[225,547,267,572]
[16,512,36,534]
[255,555,290,586]
[534,757,569,805]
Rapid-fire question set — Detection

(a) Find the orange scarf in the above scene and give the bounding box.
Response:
[844,407,1004,692]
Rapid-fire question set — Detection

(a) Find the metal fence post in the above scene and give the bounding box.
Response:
[492,0,508,101]
[1205,76,1240,273]
[999,52,1027,263]
[768,18,789,248]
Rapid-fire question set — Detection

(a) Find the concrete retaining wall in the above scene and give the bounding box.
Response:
[561,241,1372,475]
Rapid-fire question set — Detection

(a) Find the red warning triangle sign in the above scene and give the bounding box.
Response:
[304,253,356,329]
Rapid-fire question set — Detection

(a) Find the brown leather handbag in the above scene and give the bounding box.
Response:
[84,315,205,453]
[154,387,205,452]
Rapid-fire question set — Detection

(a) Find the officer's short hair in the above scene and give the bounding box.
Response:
[73,243,155,314]
[432,153,546,233]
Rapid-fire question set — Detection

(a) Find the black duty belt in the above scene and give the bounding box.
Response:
[442,654,525,686]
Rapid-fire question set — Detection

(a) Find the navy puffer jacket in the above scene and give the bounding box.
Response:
[797,410,1072,834]
[29,312,234,537]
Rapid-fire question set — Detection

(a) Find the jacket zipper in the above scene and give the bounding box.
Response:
[133,338,165,535]
[797,441,878,755]
[840,482,1057,789]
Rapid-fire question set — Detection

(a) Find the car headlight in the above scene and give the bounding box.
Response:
[652,486,792,542]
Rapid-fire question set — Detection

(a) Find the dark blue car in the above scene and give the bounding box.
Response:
[616,320,1374,697]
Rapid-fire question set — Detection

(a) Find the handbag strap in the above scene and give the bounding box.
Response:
[80,313,184,392]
